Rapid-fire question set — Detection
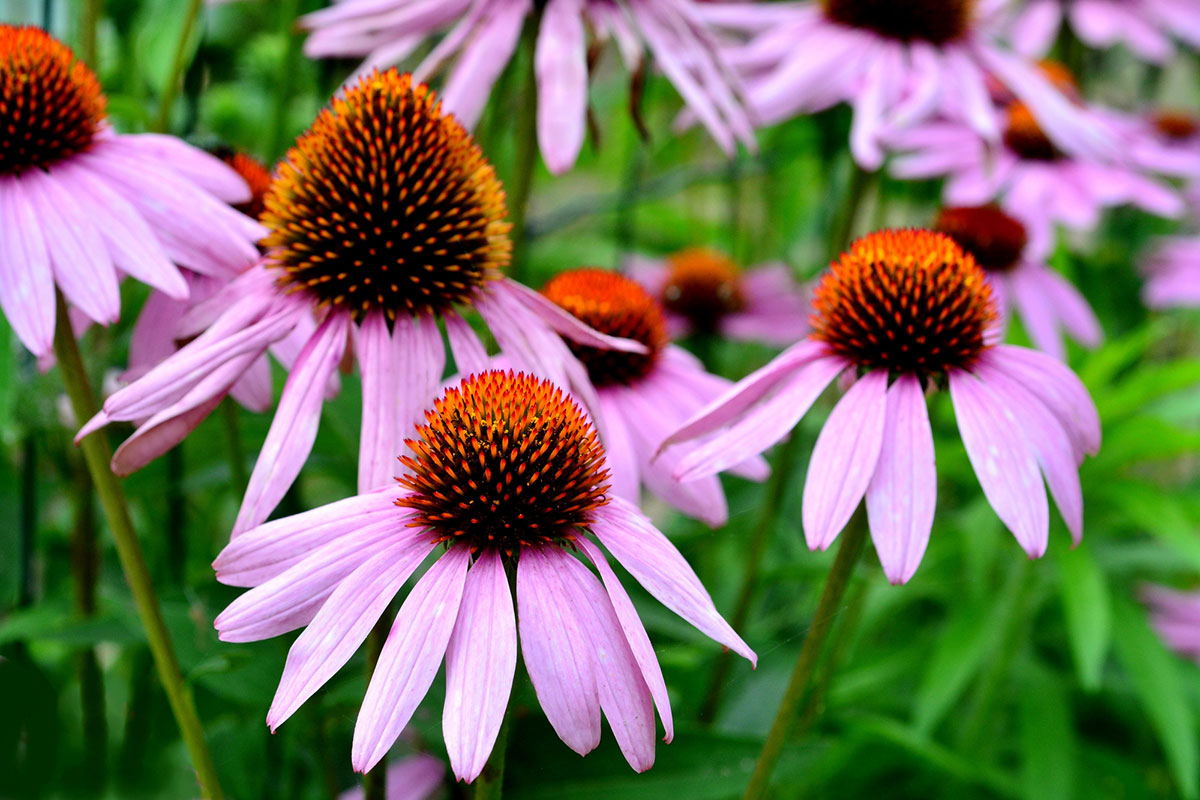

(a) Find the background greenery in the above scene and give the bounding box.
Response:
[2,1,1200,798]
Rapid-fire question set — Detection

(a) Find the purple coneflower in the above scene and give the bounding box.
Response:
[1144,585,1200,662]
[300,0,753,174]
[1005,0,1200,64]
[624,248,810,345]
[698,0,1111,169]
[337,753,444,800]
[1142,234,1200,309]
[540,269,768,526]
[79,70,640,535]
[663,229,1100,584]
[213,370,755,780]
[935,204,1101,360]
[0,25,264,358]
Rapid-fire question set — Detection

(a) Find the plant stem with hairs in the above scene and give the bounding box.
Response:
[53,291,225,800]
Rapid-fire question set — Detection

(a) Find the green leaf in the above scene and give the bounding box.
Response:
[1055,544,1111,690]
[1019,664,1076,800]
[1107,481,1200,571]
[0,604,142,647]
[1097,360,1200,420]
[1112,596,1199,798]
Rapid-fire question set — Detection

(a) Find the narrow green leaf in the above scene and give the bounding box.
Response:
[1019,664,1076,800]
[1056,544,1111,690]
[1112,596,1199,798]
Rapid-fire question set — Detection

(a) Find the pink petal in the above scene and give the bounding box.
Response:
[438,0,528,130]
[337,754,446,800]
[864,375,936,584]
[949,369,1049,557]
[353,546,471,774]
[444,310,489,375]
[228,354,275,412]
[500,279,648,354]
[986,345,1100,458]
[357,311,400,492]
[444,551,517,782]
[536,0,588,174]
[267,534,437,729]
[0,178,56,356]
[590,497,756,666]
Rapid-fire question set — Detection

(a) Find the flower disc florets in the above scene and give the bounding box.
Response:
[262,69,511,321]
[216,149,272,221]
[1003,102,1061,161]
[822,0,974,43]
[934,205,1028,273]
[0,25,105,176]
[543,269,668,387]
[396,371,610,554]
[662,248,746,330]
[1153,111,1198,140]
[811,229,995,376]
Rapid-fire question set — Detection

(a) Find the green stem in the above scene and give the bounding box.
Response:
[79,0,102,67]
[827,162,874,259]
[473,702,511,800]
[53,291,224,800]
[69,456,107,790]
[506,10,542,281]
[741,509,869,800]
[152,0,203,133]
[793,575,867,739]
[364,615,391,800]
[221,398,248,494]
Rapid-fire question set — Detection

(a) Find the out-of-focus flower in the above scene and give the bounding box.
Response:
[337,753,444,800]
[697,0,1112,169]
[79,70,642,536]
[1144,585,1200,662]
[213,370,755,780]
[1141,234,1200,309]
[935,204,1101,359]
[539,269,768,526]
[1094,108,1200,183]
[0,25,264,358]
[1004,0,1200,64]
[625,248,809,345]
[663,229,1100,584]
[300,0,754,174]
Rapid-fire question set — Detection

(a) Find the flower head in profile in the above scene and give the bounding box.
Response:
[0,25,264,357]
[663,229,1100,584]
[699,0,1112,168]
[625,248,810,345]
[540,269,769,526]
[300,0,753,174]
[79,69,640,536]
[1004,0,1200,65]
[934,204,1101,359]
[213,370,754,780]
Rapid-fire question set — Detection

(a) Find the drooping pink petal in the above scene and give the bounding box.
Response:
[267,533,437,730]
[357,311,400,493]
[113,134,254,204]
[352,546,471,774]
[228,354,275,413]
[337,753,446,800]
[444,309,490,375]
[864,375,936,585]
[517,545,602,756]
[0,178,56,356]
[500,279,648,354]
[596,391,640,503]
[443,551,517,783]
[392,313,446,462]
[438,0,529,130]
[537,0,587,174]
[235,313,351,535]
[985,344,1100,458]
[949,369,1050,557]
[591,497,756,666]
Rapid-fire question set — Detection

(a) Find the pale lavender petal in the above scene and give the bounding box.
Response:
[0,178,56,356]
[228,354,274,413]
[597,391,640,503]
[949,369,1049,557]
[591,497,756,665]
[444,551,517,782]
[337,754,446,800]
[234,313,351,535]
[392,314,446,462]
[267,534,437,729]
[986,344,1100,458]
[864,375,936,584]
[439,1,528,130]
[357,311,400,493]
[499,279,648,353]
[444,309,490,375]
[353,546,470,774]
[536,0,588,174]
[113,134,254,203]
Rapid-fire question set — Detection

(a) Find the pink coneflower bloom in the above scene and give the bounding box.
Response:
[698,0,1112,169]
[300,0,753,175]
[338,753,444,800]
[78,70,641,536]
[0,25,264,358]
[1005,0,1200,64]
[213,370,755,780]
[1141,234,1200,309]
[934,204,1101,359]
[539,269,768,526]
[1094,108,1200,182]
[1144,585,1200,662]
[624,248,809,346]
[889,102,1183,248]
[662,229,1100,584]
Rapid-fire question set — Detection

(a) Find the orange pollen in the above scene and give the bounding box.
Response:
[1037,60,1080,101]
[0,25,105,176]
[542,269,667,387]
[262,69,511,322]
[1152,110,1198,140]
[822,0,975,43]
[217,149,272,221]
[396,371,611,554]
[1003,102,1060,161]
[662,247,746,330]
[811,229,996,376]
[934,205,1028,273]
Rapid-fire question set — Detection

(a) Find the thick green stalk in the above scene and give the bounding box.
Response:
[506,11,542,281]
[741,510,869,800]
[152,0,203,133]
[473,708,511,800]
[53,292,224,800]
